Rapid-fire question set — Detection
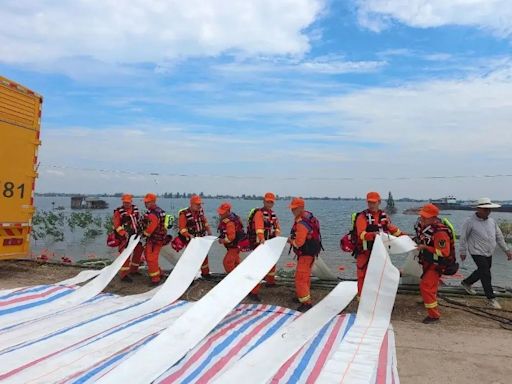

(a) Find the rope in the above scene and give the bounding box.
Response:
[438,294,512,330]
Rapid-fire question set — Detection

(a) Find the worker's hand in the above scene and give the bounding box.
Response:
[257,237,265,245]
[460,253,467,261]
[506,250,512,261]
[416,244,428,251]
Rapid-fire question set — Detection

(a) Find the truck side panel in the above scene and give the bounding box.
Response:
[0,76,42,259]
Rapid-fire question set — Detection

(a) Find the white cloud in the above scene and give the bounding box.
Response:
[214,55,386,75]
[0,0,324,65]
[357,0,512,37]
[194,59,512,164]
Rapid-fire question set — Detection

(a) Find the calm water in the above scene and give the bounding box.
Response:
[32,196,512,287]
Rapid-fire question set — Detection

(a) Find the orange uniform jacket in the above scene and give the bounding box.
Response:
[422,231,452,261]
[290,217,309,250]
[355,211,401,247]
[178,210,210,239]
[254,210,281,242]
[143,213,159,237]
[113,208,136,237]
[221,219,237,245]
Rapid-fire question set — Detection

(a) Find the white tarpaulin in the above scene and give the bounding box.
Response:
[316,235,400,384]
[0,269,101,297]
[96,236,288,384]
[0,236,217,374]
[381,234,417,255]
[0,235,141,330]
[212,281,357,384]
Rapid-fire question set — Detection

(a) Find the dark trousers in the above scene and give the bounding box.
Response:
[463,254,494,299]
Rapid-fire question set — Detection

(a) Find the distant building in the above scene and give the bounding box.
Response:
[71,196,108,209]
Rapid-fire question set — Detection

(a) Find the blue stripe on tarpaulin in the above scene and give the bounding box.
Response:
[0,285,51,300]
[179,306,281,384]
[0,288,73,316]
[288,319,333,383]
[0,298,151,356]
[0,285,398,384]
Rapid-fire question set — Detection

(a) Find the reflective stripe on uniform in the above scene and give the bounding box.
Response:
[148,270,160,277]
[424,301,438,309]
[298,294,311,303]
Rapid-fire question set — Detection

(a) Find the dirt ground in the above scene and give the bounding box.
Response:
[1,260,512,384]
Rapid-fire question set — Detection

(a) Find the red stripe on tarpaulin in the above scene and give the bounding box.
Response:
[376,331,389,383]
[159,305,272,383]
[0,290,400,384]
[306,314,347,383]
[0,286,65,308]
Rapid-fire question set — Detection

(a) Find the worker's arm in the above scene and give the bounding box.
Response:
[113,211,127,237]
[254,210,265,243]
[143,213,159,237]
[356,213,375,241]
[221,220,237,245]
[291,221,308,248]
[418,231,451,258]
[178,212,191,239]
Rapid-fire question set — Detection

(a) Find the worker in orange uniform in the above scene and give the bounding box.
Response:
[141,193,167,286]
[112,194,145,282]
[288,197,322,312]
[177,194,213,279]
[415,203,454,324]
[246,192,282,301]
[217,202,245,274]
[355,191,402,296]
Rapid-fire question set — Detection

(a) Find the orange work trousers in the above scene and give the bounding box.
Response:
[420,263,441,319]
[144,241,163,283]
[265,265,276,284]
[295,255,314,304]
[251,264,277,295]
[223,248,241,273]
[119,241,144,278]
[201,256,210,276]
[356,251,371,297]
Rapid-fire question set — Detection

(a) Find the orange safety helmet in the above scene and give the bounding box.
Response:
[366,192,381,202]
[190,194,202,205]
[288,197,305,209]
[143,193,157,203]
[419,203,439,218]
[217,202,231,215]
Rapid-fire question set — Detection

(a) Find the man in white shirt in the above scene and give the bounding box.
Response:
[459,198,512,309]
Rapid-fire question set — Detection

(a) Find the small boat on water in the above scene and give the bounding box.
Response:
[403,196,512,214]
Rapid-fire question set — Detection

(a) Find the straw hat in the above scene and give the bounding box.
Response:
[474,197,501,209]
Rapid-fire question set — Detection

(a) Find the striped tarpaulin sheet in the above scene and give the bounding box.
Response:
[0,285,398,383]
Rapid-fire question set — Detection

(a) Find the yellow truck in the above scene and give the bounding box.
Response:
[0,76,42,259]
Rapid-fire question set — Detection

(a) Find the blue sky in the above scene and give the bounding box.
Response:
[2,0,512,199]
